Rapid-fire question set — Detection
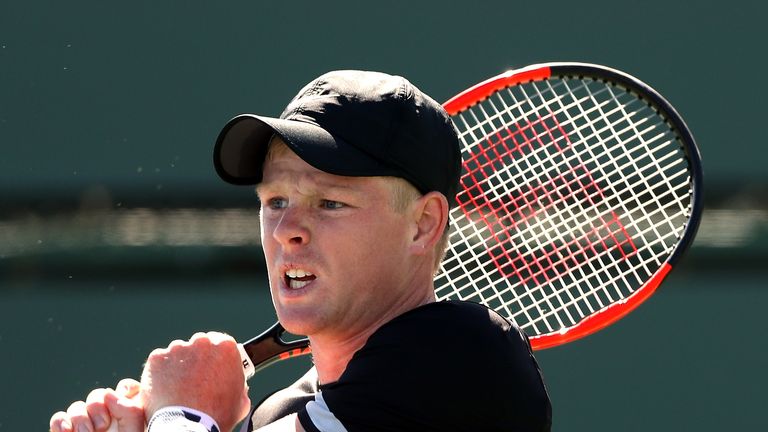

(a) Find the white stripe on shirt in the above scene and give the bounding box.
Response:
[304,391,348,432]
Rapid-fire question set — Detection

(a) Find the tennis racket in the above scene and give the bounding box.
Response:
[236,62,703,379]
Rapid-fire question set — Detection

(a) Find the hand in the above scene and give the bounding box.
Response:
[140,331,251,432]
[49,378,145,432]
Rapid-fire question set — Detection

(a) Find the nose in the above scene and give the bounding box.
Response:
[272,206,310,247]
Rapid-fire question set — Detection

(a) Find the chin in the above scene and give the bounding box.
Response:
[276,308,322,337]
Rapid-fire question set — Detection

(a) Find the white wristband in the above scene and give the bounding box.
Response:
[147,406,221,432]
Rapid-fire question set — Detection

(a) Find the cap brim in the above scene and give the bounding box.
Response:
[214,114,402,185]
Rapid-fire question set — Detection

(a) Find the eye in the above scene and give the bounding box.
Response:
[266,197,288,210]
[321,199,345,210]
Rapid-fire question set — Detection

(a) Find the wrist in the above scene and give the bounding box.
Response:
[147,406,221,432]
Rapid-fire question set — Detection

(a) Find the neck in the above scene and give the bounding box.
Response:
[309,286,436,384]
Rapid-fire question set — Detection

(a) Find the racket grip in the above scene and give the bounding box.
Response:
[237,343,256,380]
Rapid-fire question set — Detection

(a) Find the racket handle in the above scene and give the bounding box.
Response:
[237,343,256,380]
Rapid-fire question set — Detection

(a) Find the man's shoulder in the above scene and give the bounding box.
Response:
[322,300,551,431]
[340,300,533,383]
[369,300,525,350]
[396,299,507,324]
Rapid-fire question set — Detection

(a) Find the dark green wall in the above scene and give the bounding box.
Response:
[1,1,766,431]
[2,0,766,198]
[3,268,767,430]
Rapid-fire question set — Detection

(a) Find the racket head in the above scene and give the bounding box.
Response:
[242,62,703,372]
[435,62,702,349]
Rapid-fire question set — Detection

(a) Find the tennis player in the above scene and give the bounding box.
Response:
[49,70,552,432]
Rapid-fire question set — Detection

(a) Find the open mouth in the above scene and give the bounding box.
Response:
[284,268,316,289]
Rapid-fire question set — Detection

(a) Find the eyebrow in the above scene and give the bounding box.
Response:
[255,178,361,199]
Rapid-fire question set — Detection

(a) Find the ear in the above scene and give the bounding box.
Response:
[408,191,450,256]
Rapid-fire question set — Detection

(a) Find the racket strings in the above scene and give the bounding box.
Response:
[435,76,693,336]
[592,84,688,253]
[496,81,627,329]
[551,80,662,308]
[444,82,616,329]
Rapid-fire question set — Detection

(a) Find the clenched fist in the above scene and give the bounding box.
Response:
[140,332,251,432]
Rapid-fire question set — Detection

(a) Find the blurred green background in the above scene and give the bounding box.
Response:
[1,0,766,430]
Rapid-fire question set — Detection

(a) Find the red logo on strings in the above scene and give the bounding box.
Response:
[457,112,637,284]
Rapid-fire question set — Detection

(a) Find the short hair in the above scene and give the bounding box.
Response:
[386,177,451,274]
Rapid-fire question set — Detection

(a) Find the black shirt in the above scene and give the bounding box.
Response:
[245,301,551,431]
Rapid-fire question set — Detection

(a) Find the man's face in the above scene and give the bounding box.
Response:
[257,140,418,341]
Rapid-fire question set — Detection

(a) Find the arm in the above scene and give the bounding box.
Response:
[49,332,302,432]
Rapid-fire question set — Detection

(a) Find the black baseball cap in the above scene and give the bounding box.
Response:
[213,70,461,203]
